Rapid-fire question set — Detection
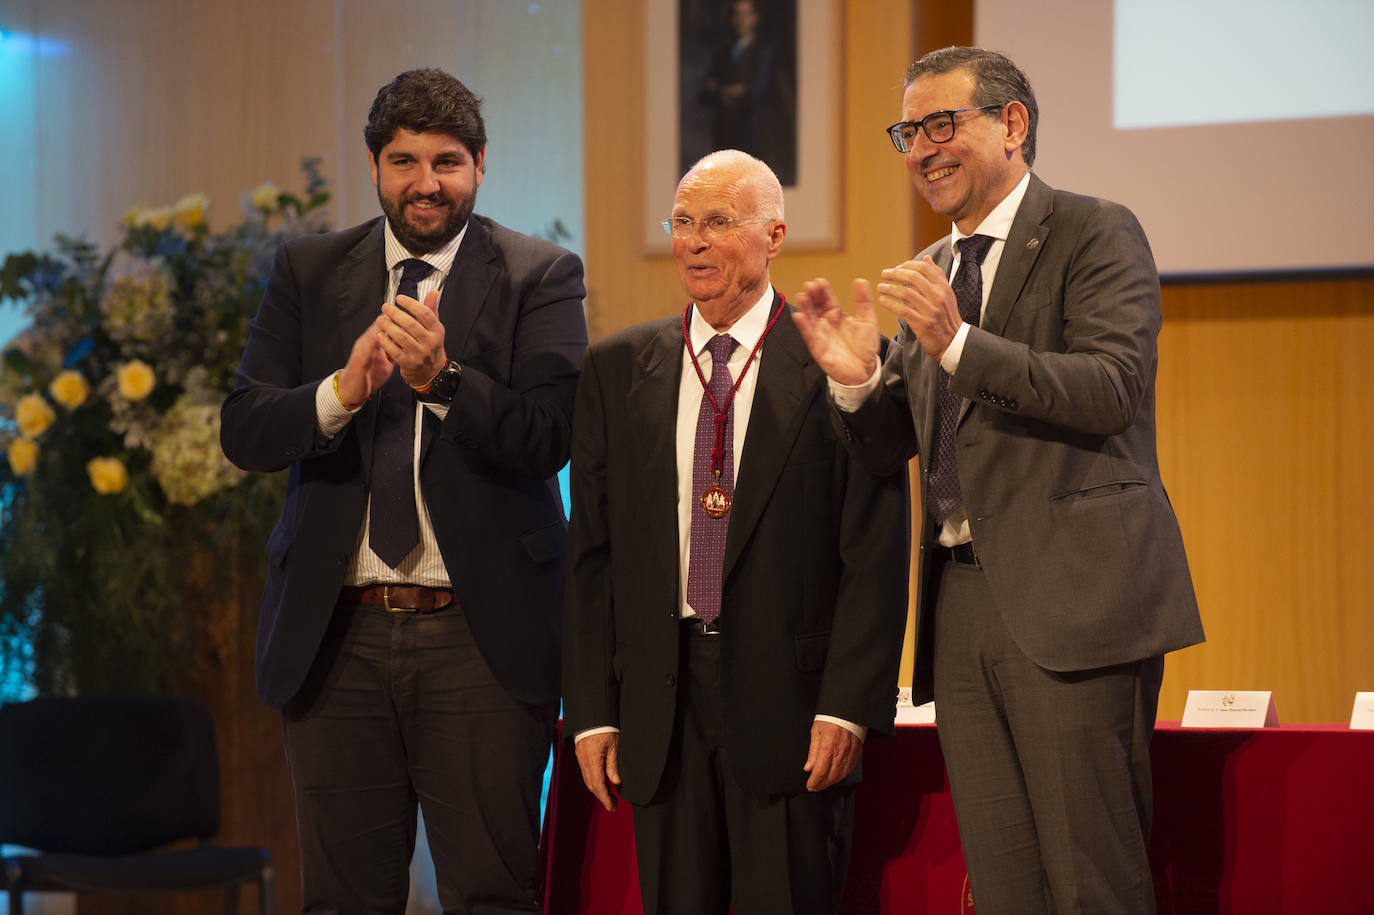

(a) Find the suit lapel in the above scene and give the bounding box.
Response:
[723,300,817,579]
[420,219,500,461]
[627,321,682,506]
[335,219,389,471]
[627,320,686,596]
[436,217,498,361]
[981,173,1051,337]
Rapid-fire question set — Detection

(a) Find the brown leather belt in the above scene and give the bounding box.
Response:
[339,585,455,613]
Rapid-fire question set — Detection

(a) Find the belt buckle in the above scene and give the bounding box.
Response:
[382,586,417,613]
[684,616,721,636]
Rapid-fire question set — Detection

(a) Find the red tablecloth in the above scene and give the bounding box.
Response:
[542,723,1374,913]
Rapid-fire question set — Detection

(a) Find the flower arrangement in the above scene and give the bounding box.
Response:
[0,160,330,698]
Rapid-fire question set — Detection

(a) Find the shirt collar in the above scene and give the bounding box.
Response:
[950,170,1031,254]
[688,285,775,357]
[382,217,468,278]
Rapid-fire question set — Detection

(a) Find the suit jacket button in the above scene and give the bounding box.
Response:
[665,674,676,688]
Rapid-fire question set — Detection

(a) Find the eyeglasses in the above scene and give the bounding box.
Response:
[885,105,1005,153]
[662,215,774,239]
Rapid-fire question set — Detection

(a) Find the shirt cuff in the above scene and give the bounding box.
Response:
[939,322,972,375]
[573,725,619,744]
[815,715,867,741]
[316,370,358,438]
[828,357,883,413]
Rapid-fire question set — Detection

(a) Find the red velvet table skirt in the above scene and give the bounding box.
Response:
[541,723,1374,913]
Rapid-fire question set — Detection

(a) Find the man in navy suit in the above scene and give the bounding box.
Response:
[563,150,907,914]
[221,69,586,912]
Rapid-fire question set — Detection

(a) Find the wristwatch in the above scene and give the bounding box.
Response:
[415,360,463,404]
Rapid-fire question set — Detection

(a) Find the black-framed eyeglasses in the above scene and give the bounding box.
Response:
[885,105,1005,153]
[662,215,774,239]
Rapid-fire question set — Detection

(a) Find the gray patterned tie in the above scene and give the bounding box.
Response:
[369,257,432,568]
[686,334,737,624]
[926,234,994,529]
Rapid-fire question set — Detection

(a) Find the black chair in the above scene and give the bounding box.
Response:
[0,694,274,914]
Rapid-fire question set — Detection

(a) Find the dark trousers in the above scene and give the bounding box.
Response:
[930,560,1163,915]
[630,630,855,915]
[282,600,552,915]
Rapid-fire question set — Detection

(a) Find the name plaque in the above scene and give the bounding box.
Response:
[1350,692,1374,730]
[895,687,936,725]
[1181,689,1278,728]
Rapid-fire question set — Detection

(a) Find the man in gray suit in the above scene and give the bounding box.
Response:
[794,47,1204,913]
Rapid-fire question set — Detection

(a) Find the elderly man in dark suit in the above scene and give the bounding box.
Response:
[794,47,1205,914]
[563,149,907,914]
[221,68,586,913]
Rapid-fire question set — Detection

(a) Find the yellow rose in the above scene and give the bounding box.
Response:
[87,457,130,494]
[49,369,90,409]
[123,204,152,227]
[15,394,56,438]
[142,206,174,231]
[173,192,210,229]
[116,360,156,401]
[250,181,281,212]
[7,438,38,476]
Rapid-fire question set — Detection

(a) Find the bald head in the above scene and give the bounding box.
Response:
[679,149,784,221]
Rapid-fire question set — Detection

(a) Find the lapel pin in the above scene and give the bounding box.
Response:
[1026,238,1040,250]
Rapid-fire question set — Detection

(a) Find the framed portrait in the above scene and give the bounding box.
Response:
[643,0,844,251]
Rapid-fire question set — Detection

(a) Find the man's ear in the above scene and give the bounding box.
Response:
[1002,101,1030,158]
[367,147,380,189]
[766,219,786,259]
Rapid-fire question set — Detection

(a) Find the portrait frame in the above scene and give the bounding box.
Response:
[643,0,844,252]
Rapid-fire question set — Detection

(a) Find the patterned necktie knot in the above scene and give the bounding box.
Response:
[706,334,735,368]
[957,234,995,267]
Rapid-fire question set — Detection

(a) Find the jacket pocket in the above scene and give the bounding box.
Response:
[1050,479,1147,503]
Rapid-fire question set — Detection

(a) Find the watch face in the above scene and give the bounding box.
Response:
[420,363,461,403]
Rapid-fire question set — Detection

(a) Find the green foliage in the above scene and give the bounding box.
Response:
[0,160,330,700]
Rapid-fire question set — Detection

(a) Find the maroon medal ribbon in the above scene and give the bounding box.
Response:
[682,294,787,517]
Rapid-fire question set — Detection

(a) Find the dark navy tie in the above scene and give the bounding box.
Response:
[369,258,432,568]
[926,234,995,529]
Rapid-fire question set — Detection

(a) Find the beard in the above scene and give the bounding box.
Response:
[378,186,476,255]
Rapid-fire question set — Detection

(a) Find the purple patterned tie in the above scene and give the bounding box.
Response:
[686,334,737,624]
[926,234,995,529]
[369,257,432,567]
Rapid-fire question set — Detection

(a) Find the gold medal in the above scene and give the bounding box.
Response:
[701,483,732,518]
